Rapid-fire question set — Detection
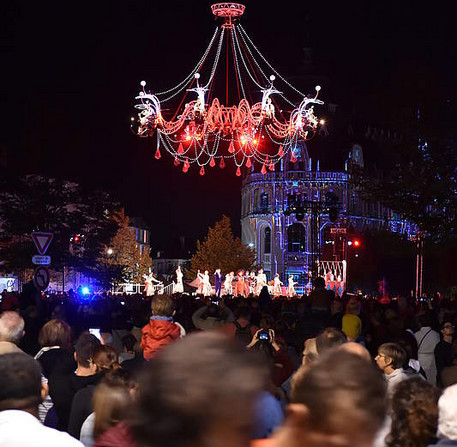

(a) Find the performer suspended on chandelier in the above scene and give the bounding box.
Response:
[143,272,162,297]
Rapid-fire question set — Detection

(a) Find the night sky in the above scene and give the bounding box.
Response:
[1,1,456,254]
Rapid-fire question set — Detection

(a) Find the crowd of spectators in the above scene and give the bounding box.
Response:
[0,283,457,447]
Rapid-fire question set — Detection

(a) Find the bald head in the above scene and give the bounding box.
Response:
[338,342,371,361]
[0,312,25,345]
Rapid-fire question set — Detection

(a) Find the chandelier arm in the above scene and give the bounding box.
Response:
[204,28,225,90]
[233,25,268,89]
[229,27,245,101]
[238,24,306,98]
[156,27,219,97]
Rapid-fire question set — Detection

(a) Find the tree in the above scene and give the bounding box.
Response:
[96,209,152,287]
[0,172,120,278]
[186,215,255,280]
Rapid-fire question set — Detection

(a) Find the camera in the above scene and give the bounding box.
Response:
[258,330,270,341]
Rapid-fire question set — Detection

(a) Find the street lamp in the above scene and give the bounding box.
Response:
[107,248,113,255]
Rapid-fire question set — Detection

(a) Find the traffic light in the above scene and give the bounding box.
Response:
[73,234,80,243]
[353,239,361,247]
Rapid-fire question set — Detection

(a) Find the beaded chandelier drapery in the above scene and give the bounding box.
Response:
[132,3,324,176]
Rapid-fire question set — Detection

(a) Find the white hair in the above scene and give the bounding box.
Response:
[437,384,457,440]
[0,311,25,344]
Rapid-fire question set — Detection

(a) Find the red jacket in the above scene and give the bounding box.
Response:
[141,319,181,360]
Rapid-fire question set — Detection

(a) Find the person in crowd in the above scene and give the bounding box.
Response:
[95,332,267,447]
[35,319,74,379]
[255,350,387,447]
[315,327,347,354]
[0,311,25,354]
[192,301,235,331]
[140,295,184,360]
[308,276,334,312]
[435,320,455,386]
[338,341,372,361]
[427,384,457,446]
[441,340,457,388]
[415,313,440,385]
[0,353,83,446]
[219,305,258,344]
[385,377,440,447]
[80,369,136,447]
[118,334,136,364]
[68,346,121,438]
[301,337,318,367]
[375,342,410,396]
[342,300,363,342]
[328,300,344,329]
[49,333,101,431]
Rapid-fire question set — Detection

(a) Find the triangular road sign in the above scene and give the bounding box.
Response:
[31,232,53,255]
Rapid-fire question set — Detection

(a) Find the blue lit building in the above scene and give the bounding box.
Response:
[240,143,415,292]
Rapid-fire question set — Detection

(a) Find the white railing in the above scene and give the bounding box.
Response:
[113,282,174,295]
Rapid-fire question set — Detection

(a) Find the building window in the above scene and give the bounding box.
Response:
[264,227,271,254]
[260,193,269,212]
[287,223,305,252]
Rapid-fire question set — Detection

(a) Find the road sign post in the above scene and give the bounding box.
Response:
[31,232,53,255]
[33,266,50,291]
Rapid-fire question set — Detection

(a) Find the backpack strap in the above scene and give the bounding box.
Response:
[417,328,432,350]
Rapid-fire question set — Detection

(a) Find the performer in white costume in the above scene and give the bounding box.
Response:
[256,269,267,295]
[143,272,162,296]
[224,271,234,295]
[287,275,297,298]
[273,273,283,297]
[173,265,184,294]
[198,270,212,297]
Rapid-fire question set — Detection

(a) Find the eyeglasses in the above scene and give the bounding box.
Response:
[443,324,455,329]
[375,354,386,359]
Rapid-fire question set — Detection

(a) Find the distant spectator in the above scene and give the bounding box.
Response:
[386,377,440,447]
[416,313,440,385]
[49,333,101,431]
[342,301,363,342]
[0,353,83,446]
[140,295,184,360]
[308,277,334,311]
[118,334,136,364]
[0,311,25,355]
[68,346,120,439]
[315,327,347,354]
[192,302,234,331]
[441,340,457,388]
[427,384,457,446]
[35,319,74,379]
[219,306,258,344]
[435,320,455,386]
[375,342,410,396]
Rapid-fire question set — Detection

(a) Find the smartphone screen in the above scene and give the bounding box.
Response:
[89,328,101,340]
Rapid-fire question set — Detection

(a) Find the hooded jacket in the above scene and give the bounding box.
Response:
[140,317,180,360]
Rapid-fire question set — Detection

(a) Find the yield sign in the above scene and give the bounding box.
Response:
[31,232,53,255]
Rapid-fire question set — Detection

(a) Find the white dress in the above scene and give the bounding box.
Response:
[256,273,267,295]
[287,278,296,297]
[273,276,282,296]
[201,272,212,297]
[224,274,233,295]
[175,268,184,293]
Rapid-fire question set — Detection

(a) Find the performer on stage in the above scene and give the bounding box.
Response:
[173,265,184,294]
[273,273,283,298]
[287,274,297,298]
[143,272,162,296]
[214,268,223,298]
[224,271,234,295]
[203,270,212,297]
[249,270,257,295]
[234,270,245,297]
[244,270,251,297]
[256,268,267,295]
[196,270,204,295]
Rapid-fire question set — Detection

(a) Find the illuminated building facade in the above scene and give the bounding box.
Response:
[241,143,415,291]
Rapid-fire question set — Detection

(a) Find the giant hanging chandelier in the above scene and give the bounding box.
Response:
[132,3,324,176]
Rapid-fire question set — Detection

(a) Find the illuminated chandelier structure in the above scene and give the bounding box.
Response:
[132,3,324,176]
